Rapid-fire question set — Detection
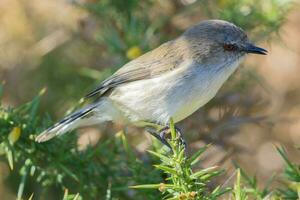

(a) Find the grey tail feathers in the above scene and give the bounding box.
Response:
[35,103,100,143]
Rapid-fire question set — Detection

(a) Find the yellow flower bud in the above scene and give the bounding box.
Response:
[158,183,166,192]
[8,127,21,144]
[179,193,187,200]
[126,46,142,60]
[189,191,197,199]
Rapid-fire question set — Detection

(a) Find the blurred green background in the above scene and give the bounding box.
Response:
[1,0,300,199]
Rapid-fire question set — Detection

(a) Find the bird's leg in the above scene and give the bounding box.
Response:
[158,126,187,150]
[146,127,172,150]
[173,126,187,150]
[145,124,186,151]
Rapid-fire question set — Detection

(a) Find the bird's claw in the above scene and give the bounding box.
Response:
[146,128,172,150]
[147,126,187,151]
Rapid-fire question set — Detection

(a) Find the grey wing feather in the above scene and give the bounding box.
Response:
[85,39,185,98]
[85,67,151,98]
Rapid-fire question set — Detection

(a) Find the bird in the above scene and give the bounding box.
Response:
[36,19,267,146]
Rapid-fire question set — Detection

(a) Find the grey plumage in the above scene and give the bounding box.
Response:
[36,20,267,143]
[36,103,100,142]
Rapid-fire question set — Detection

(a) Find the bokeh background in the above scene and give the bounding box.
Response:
[0,0,300,199]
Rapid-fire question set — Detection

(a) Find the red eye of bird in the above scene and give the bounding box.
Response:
[223,43,237,51]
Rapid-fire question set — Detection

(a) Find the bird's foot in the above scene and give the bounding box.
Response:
[159,126,187,150]
[146,128,172,150]
[146,125,186,151]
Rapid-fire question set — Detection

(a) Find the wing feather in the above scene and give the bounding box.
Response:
[85,39,186,98]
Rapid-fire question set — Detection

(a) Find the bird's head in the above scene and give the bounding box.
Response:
[182,20,267,67]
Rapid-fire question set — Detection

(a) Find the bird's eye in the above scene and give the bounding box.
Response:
[223,43,238,51]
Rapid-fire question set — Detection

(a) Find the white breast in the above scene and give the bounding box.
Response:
[109,59,242,125]
[170,60,241,123]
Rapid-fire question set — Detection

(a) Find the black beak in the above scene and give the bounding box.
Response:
[243,43,268,55]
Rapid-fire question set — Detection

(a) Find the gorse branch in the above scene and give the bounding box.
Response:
[131,119,230,200]
[1,86,300,199]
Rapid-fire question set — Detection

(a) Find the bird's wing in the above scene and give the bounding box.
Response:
[85,40,186,98]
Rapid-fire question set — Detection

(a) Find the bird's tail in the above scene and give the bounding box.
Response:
[36,100,115,143]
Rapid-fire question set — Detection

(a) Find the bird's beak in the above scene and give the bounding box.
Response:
[242,43,268,55]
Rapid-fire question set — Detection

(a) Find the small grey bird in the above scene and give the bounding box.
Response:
[36,20,267,144]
